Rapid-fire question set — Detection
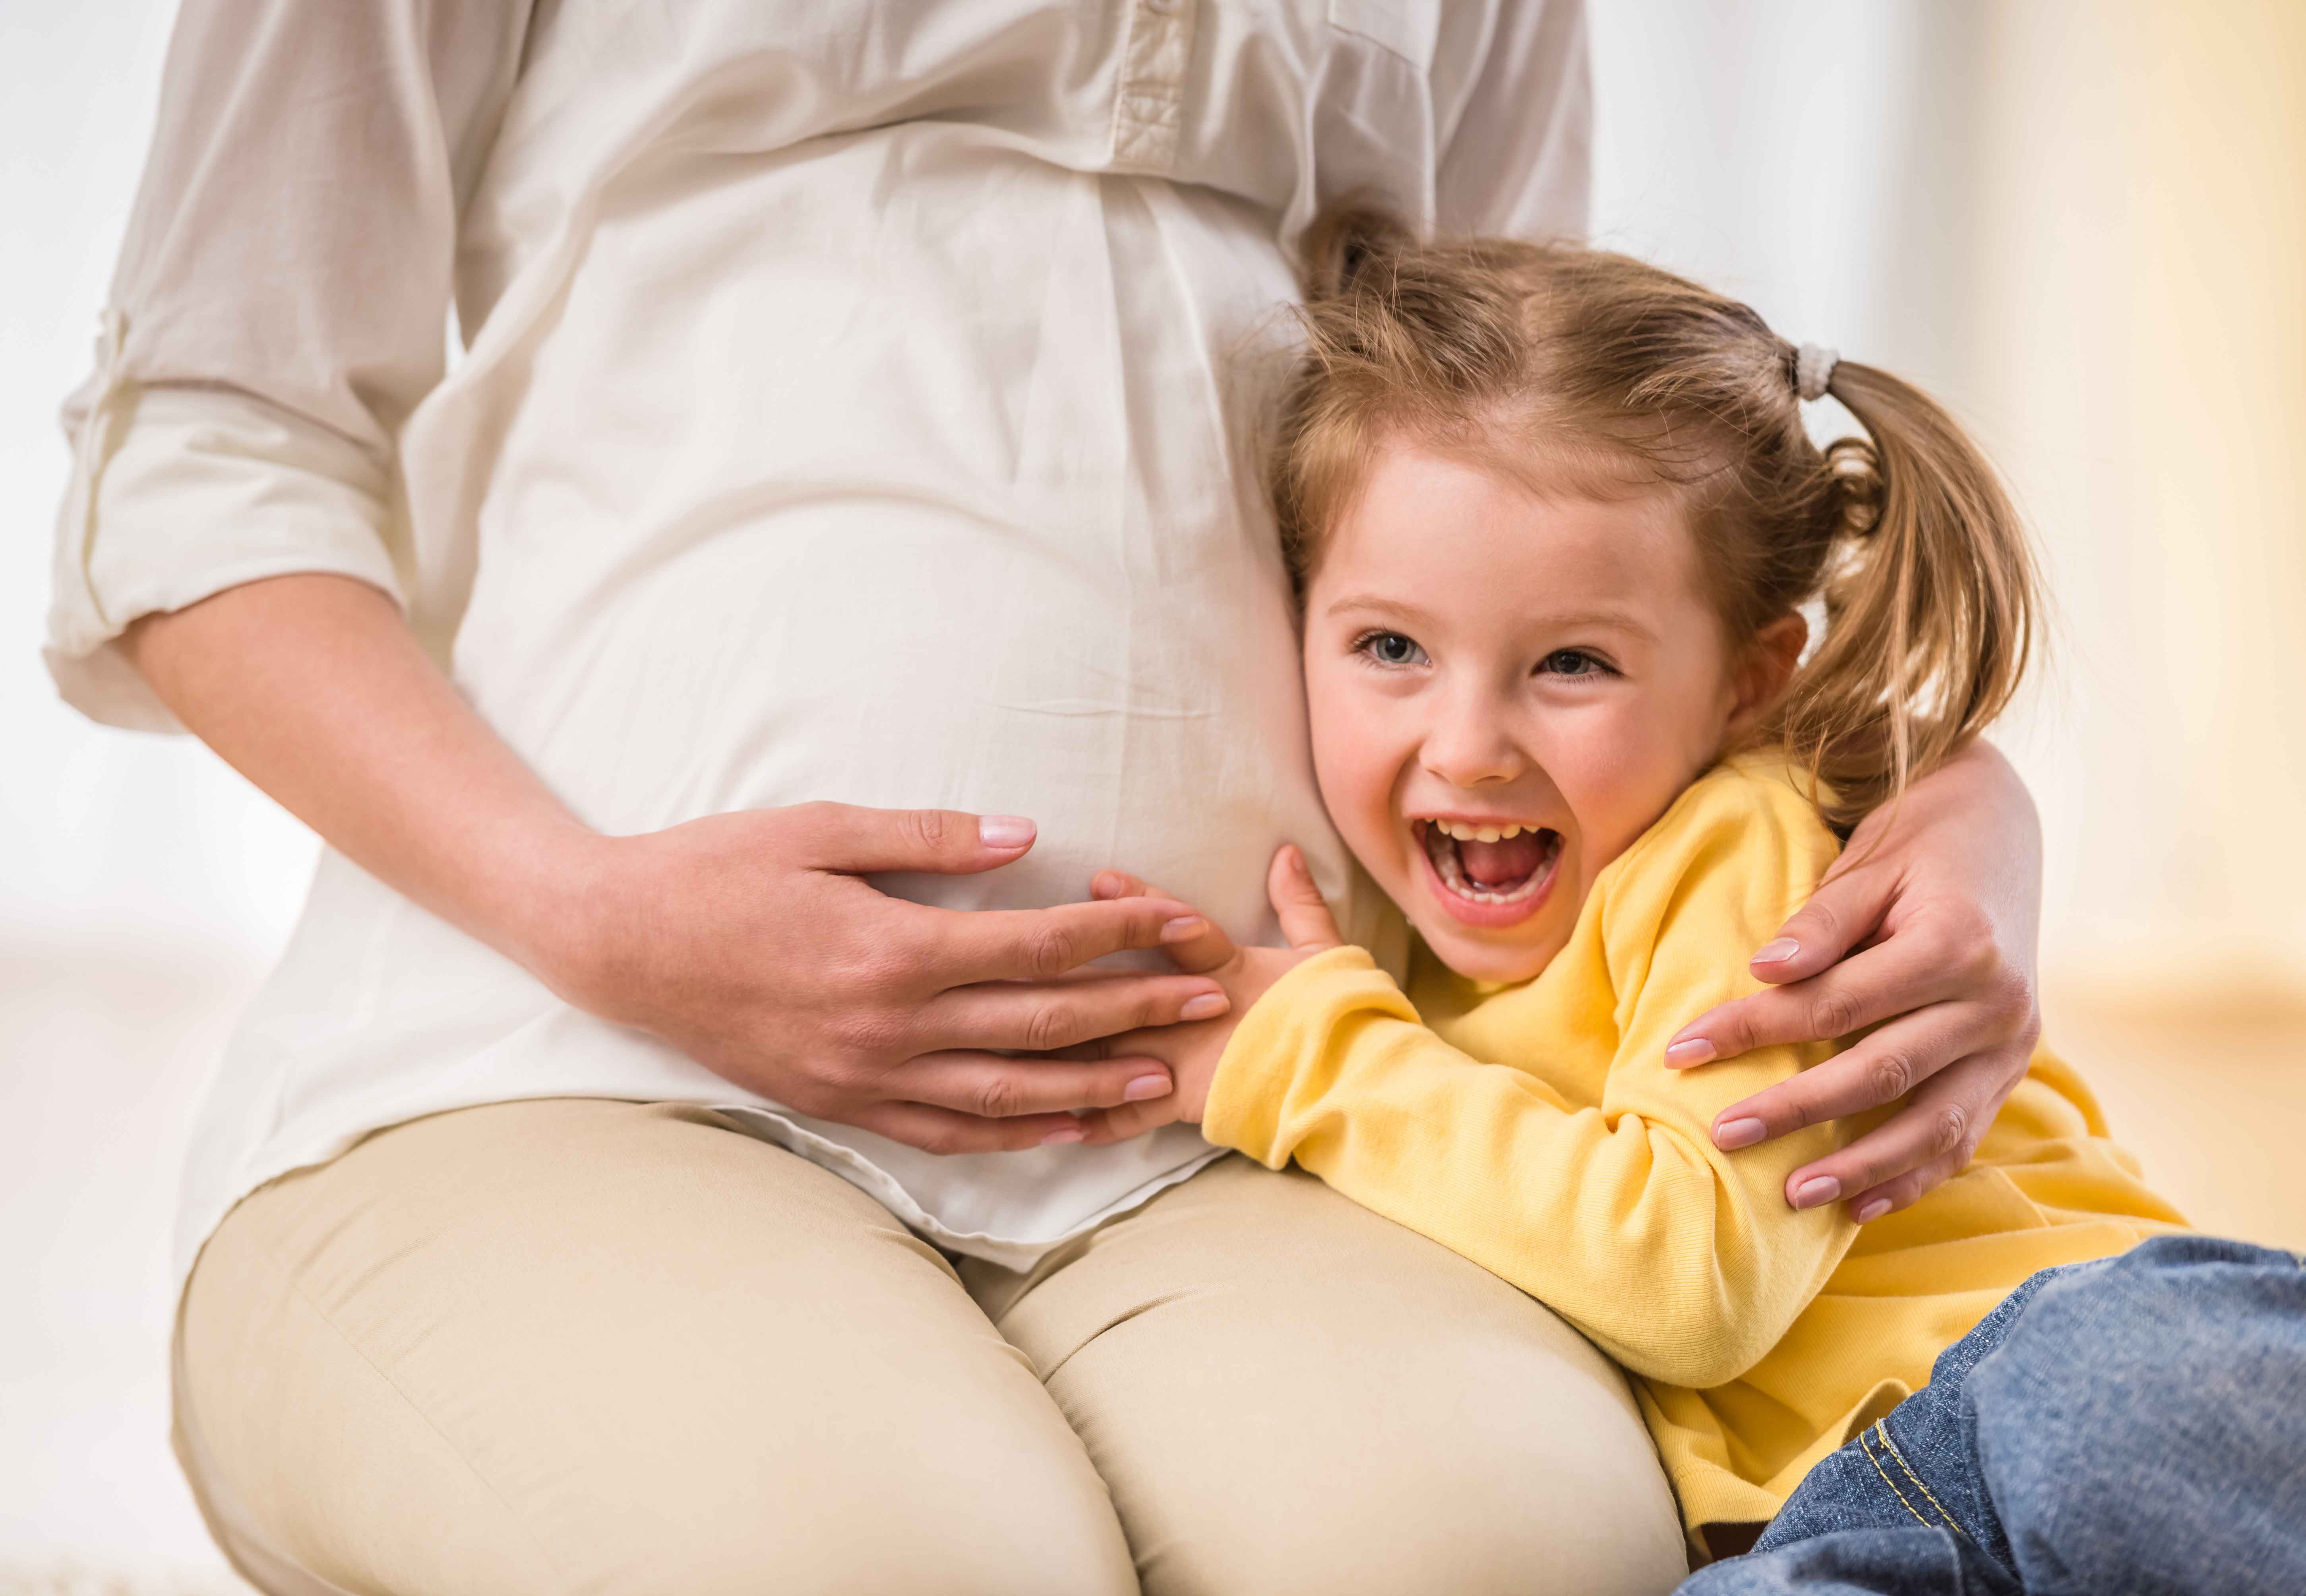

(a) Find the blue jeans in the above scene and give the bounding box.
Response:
[1681,1234,2306,1595]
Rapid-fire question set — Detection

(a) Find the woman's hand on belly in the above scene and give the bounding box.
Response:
[122,575,1223,1156]
[546,802,1237,1151]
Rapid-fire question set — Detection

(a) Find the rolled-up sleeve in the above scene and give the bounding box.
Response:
[1435,0,1592,242]
[46,0,527,729]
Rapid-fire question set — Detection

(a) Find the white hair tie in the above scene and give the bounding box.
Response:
[1795,344,1839,402]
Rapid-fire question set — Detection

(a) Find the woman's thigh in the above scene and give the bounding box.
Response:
[962,1156,1690,1596]
[176,1098,1137,1596]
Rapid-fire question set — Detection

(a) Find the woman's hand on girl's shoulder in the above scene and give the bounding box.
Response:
[1068,846,1344,1143]
[1662,740,2042,1225]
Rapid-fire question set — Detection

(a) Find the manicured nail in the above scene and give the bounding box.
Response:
[1713,1116,1766,1151]
[1180,992,1230,1021]
[1854,1197,1893,1224]
[1161,916,1205,943]
[1792,1175,1843,1210]
[1753,937,1801,966]
[1665,1037,1717,1067]
[1124,1074,1171,1102]
[1040,1125,1084,1145]
[979,815,1036,848]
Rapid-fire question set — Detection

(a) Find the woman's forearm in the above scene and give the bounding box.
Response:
[120,573,598,977]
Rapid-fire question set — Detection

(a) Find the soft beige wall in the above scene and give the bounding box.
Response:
[1966,1,2306,1006]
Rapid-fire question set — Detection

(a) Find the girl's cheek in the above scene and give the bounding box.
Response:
[1308,703,1404,878]
[1536,708,1670,858]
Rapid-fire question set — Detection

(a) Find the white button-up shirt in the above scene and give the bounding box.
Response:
[48,0,1590,1280]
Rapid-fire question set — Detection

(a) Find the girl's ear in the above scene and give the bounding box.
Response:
[1727,614,1808,741]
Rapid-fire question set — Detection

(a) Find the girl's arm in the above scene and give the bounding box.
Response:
[1202,794,1857,1390]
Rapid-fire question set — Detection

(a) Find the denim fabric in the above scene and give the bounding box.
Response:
[1681,1234,2306,1595]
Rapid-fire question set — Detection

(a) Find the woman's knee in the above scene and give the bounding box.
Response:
[993,1161,1687,1596]
[178,1100,1137,1595]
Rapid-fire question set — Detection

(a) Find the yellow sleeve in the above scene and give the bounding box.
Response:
[1203,774,1860,1388]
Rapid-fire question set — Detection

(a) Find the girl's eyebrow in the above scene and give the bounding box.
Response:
[1321,592,1439,625]
[1526,606,1659,642]
[1323,591,1657,643]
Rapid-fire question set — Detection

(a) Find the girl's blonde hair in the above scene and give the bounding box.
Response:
[1269,209,2039,831]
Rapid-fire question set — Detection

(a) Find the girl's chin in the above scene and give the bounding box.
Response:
[1403,892,1561,983]
[1416,923,1556,985]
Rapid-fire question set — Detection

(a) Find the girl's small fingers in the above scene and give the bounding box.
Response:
[1775,1054,2022,1215]
[1268,845,1345,950]
[1705,1006,1979,1148]
[1090,869,1235,971]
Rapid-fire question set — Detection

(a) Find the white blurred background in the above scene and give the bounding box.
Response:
[4,1,2302,1585]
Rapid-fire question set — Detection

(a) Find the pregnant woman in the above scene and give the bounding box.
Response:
[48,3,2049,1591]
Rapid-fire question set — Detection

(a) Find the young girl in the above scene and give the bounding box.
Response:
[1073,214,2306,1592]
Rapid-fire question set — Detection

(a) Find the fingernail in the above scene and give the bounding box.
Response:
[1180,992,1230,1021]
[979,815,1035,849]
[1124,1074,1171,1102]
[1664,1037,1717,1067]
[1792,1175,1843,1210]
[1753,937,1801,965]
[1854,1197,1893,1224]
[1040,1125,1084,1146]
[1161,916,1205,943]
[1713,1116,1766,1151]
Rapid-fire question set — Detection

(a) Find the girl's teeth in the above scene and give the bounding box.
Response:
[1435,820,1527,841]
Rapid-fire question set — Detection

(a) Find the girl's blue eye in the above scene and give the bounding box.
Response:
[1356,630,1427,666]
[1541,649,1610,678]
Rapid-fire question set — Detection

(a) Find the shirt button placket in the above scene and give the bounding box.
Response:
[1111,0,1196,173]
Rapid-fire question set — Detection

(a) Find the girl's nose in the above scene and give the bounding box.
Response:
[1419,691,1525,789]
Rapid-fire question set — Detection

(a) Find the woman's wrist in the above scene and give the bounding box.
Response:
[1876,738,2038,853]
[486,820,634,1011]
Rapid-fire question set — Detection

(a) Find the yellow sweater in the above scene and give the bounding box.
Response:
[1204,760,2186,1535]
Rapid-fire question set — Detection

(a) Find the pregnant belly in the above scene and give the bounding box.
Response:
[457,492,1351,948]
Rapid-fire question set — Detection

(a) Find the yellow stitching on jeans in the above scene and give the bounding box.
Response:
[1858,1426,1932,1529]
[1875,1422,1971,1542]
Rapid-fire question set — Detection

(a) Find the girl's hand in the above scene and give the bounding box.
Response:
[1663,740,2043,1224]
[1069,846,1344,1142]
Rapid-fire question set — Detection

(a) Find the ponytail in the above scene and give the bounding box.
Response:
[1766,363,2040,830]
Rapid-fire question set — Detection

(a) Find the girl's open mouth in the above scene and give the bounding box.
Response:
[1416,818,1562,928]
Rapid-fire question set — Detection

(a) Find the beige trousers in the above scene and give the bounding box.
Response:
[175,1100,1686,1596]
